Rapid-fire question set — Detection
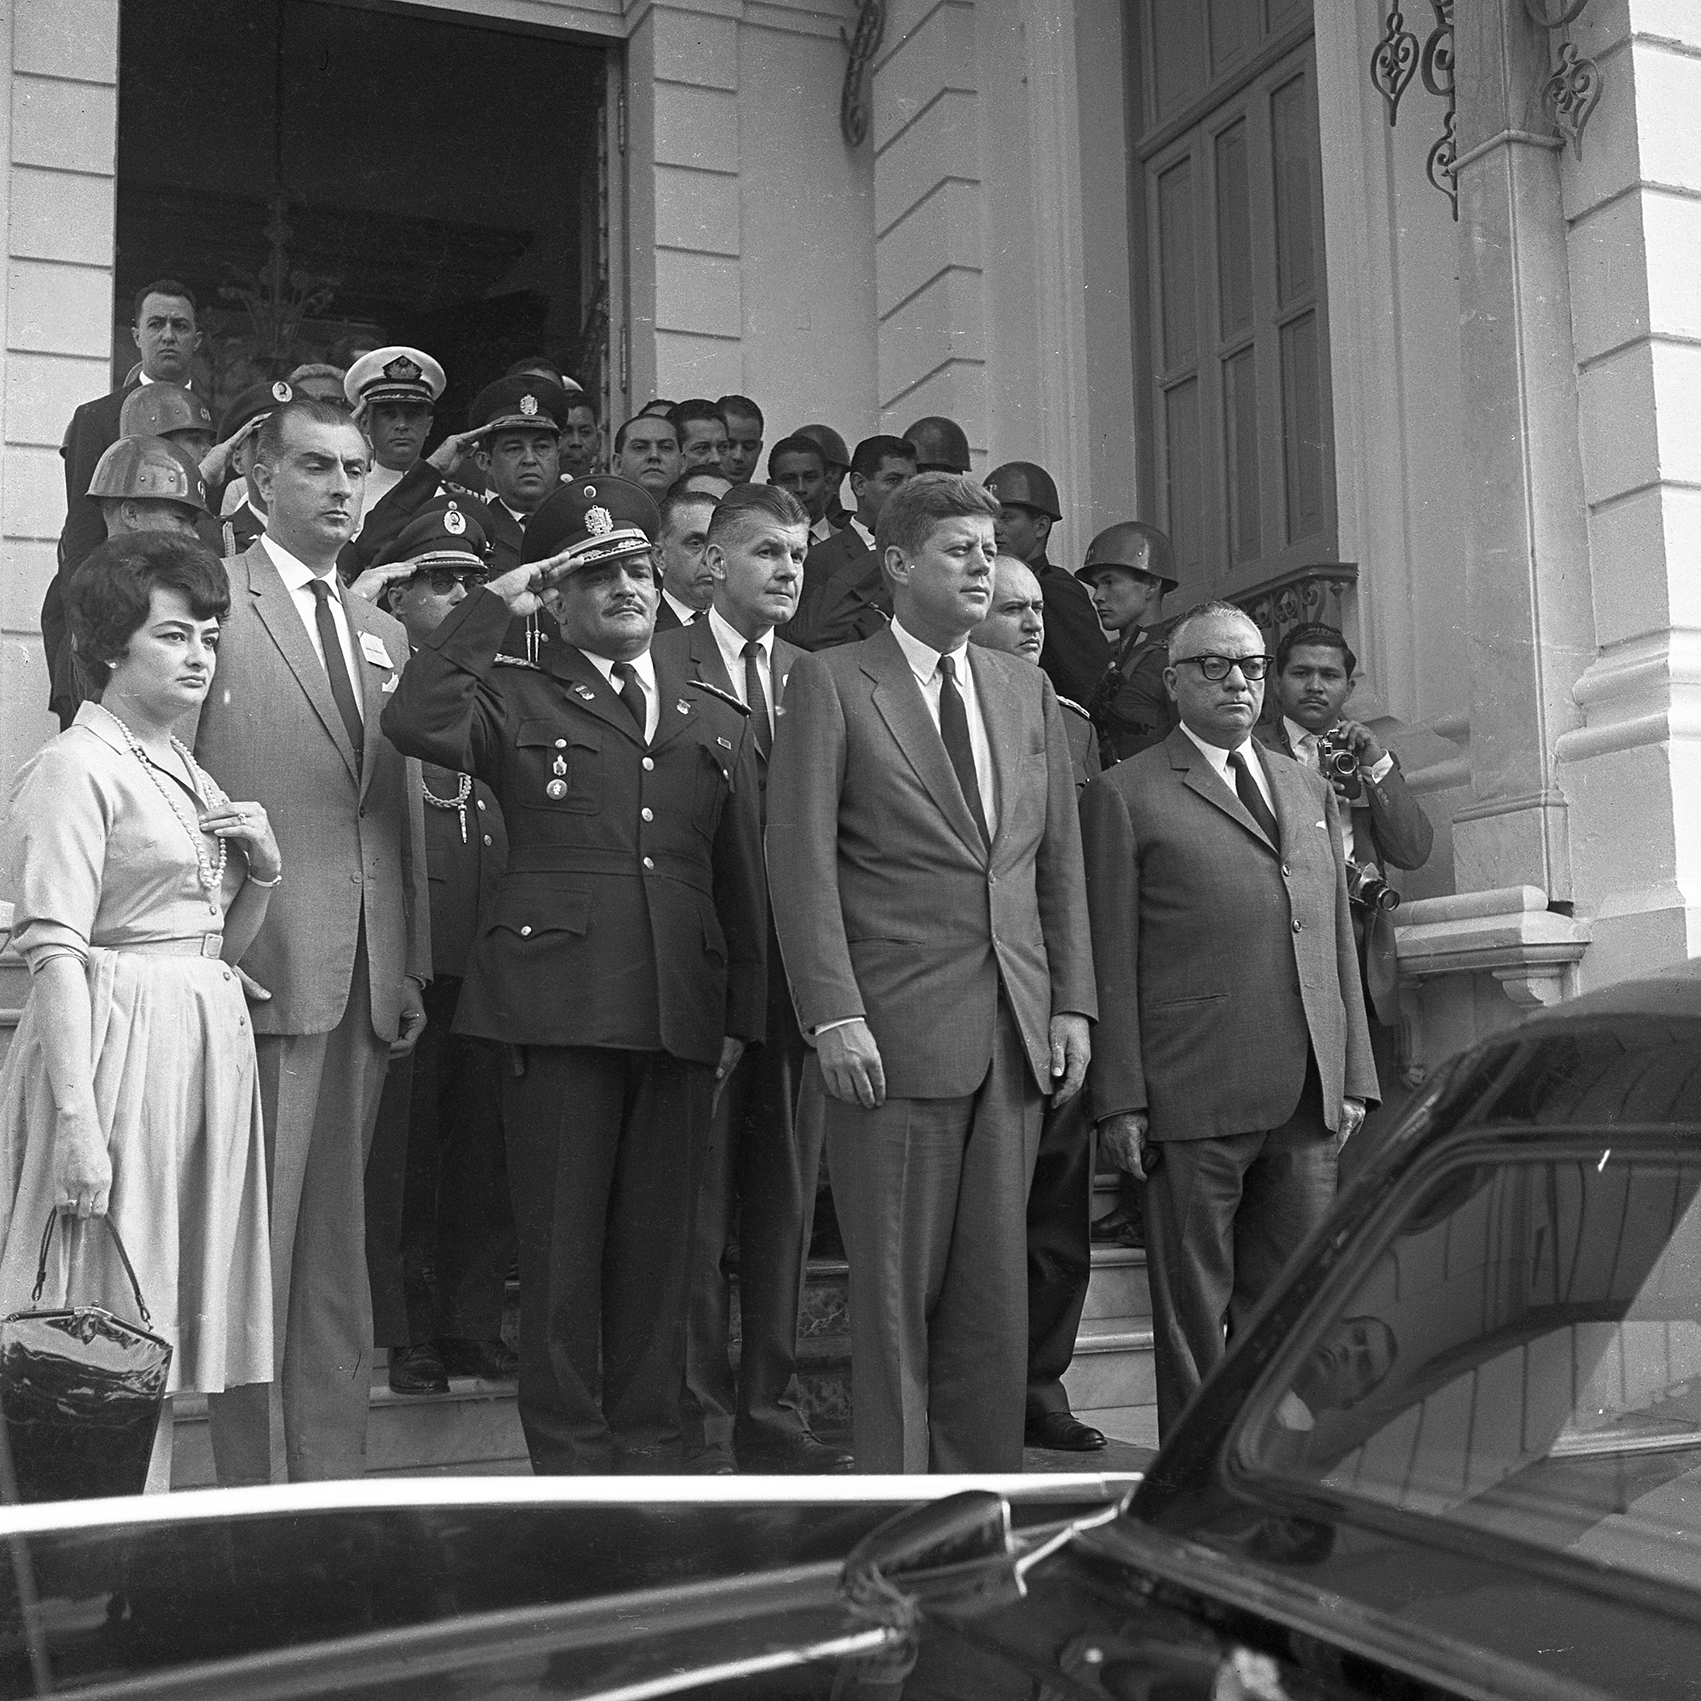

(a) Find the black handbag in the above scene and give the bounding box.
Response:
[0,1213,172,1503]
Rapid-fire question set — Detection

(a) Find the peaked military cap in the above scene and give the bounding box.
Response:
[119,386,214,440]
[345,345,446,410]
[522,475,659,574]
[376,501,491,575]
[469,374,570,435]
[219,379,293,442]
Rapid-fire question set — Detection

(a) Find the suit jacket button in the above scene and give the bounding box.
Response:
[520,925,532,937]
[642,757,655,771]
[642,856,655,870]
[641,807,653,822]
[1292,918,1303,932]
[1281,863,1291,877]
[350,872,361,885]
[483,834,493,846]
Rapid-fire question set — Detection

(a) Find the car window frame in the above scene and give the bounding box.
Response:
[1220,1124,1701,1625]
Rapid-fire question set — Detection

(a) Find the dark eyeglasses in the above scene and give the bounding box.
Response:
[1172,652,1274,682]
[414,568,481,596]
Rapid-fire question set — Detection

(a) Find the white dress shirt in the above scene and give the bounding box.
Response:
[1180,721,1273,815]
[261,535,365,722]
[890,619,999,840]
[661,589,705,629]
[810,515,834,545]
[708,606,775,737]
[1281,716,1393,864]
[580,646,659,744]
[848,516,874,550]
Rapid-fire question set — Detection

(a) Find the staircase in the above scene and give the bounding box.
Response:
[1066,1173,1157,1449]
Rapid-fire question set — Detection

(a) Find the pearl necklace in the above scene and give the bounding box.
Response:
[98,705,229,892]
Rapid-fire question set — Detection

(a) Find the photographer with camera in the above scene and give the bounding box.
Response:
[1260,624,1433,1127]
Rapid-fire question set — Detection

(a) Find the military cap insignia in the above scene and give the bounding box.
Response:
[443,506,466,535]
[271,381,293,403]
[385,356,423,383]
[520,393,539,417]
[585,506,614,537]
[684,678,751,716]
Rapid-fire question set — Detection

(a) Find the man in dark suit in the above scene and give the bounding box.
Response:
[1081,521,1181,766]
[44,278,204,721]
[1081,600,1379,1437]
[194,398,431,1483]
[970,556,1105,1451]
[984,461,1111,706]
[652,486,718,631]
[656,484,853,1474]
[1261,622,1433,1154]
[767,473,1096,1473]
[382,476,767,1474]
[785,434,916,650]
[362,507,517,1397]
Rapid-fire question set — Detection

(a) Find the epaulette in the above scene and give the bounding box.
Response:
[1056,695,1092,720]
[493,654,541,670]
[685,677,751,715]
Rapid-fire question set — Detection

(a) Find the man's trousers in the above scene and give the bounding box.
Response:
[503,1045,713,1474]
[1144,1057,1337,1437]
[825,1003,1043,1473]
[681,1010,819,1457]
[207,936,390,1483]
[366,977,513,1346]
[1025,1090,1094,1420]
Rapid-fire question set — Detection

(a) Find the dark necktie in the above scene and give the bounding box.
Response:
[308,577,363,755]
[611,660,648,737]
[1229,748,1280,847]
[937,654,990,848]
[743,640,772,759]
[691,607,707,624]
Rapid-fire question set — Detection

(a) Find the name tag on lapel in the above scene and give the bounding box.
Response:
[360,632,395,669]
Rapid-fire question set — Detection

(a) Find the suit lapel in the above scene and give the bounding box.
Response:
[970,649,1019,853]
[244,544,360,783]
[345,595,404,799]
[543,640,646,746]
[863,628,986,861]
[1169,728,1279,855]
[771,635,801,708]
[649,642,705,755]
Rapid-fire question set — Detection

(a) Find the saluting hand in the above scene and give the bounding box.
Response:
[817,1018,886,1109]
[199,413,264,486]
[427,423,494,476]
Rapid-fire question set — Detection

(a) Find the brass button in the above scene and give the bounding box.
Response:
[482,834,492,846]
[477,798,486,811]
[641,808,653,822]
[642,757,655,771]
[520,925,532,937]
[642,856,655,870]
[554,739,567,749]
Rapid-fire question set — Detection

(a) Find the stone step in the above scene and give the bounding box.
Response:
[169,1374,529,1488]
[1062,1315,1156,1451]
[1084,1244,1149,1322]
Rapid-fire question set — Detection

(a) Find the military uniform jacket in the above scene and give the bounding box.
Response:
[380,588,768,1062]
[1088,626,1178,765]
[1034,556,1112,707]
[221,500,267,560]
[1058,697,1101,791]
[421,764,508,980]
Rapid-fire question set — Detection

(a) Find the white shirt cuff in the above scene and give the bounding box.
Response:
[1363,752,1395,784]
[812,1017,863,1038]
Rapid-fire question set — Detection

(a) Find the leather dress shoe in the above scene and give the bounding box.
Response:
[1090,1207,1144,1250]
[388,1342,449,1396]
[437,1336,520,1380]
[684,1446,737,1476]
[736,1430,855,1474]
[1025,1410,1107,1451]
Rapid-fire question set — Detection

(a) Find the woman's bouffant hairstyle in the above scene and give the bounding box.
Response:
[66,533,230,700]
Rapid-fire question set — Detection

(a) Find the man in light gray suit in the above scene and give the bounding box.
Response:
[195,398,429,1482]
[1081,600,1379,1437]
[766,473,1096,1473]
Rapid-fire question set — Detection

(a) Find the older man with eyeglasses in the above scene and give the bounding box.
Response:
[1079,599,1379,1439]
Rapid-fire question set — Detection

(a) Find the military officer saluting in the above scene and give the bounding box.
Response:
[212,379,294,557]
[381,474,768,1476]
[1080,521,1181,766]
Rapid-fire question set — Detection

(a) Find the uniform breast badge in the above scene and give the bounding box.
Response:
[547,751,569,801]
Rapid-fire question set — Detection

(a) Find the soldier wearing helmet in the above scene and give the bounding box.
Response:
[43,435,214,729]
[984,460,1111,706]
[795,424,853,531]
[902,415,971,474]
[119,384,216,464]
[1080,520,1181,766]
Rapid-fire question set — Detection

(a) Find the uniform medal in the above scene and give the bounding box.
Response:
[547,751,568,801]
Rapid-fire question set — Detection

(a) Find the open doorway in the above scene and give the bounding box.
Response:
[115,0,619,440]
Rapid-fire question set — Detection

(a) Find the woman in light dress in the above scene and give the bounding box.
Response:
[0,533,280,1492]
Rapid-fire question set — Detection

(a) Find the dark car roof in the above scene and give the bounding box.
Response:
[1518,954,1701,1029]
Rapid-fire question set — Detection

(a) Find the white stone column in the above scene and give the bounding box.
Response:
[0,0,119,780]
[1555,0,1701,979]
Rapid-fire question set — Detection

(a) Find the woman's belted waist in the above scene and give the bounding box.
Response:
[504,846,713,896]
[103,935,225,958]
